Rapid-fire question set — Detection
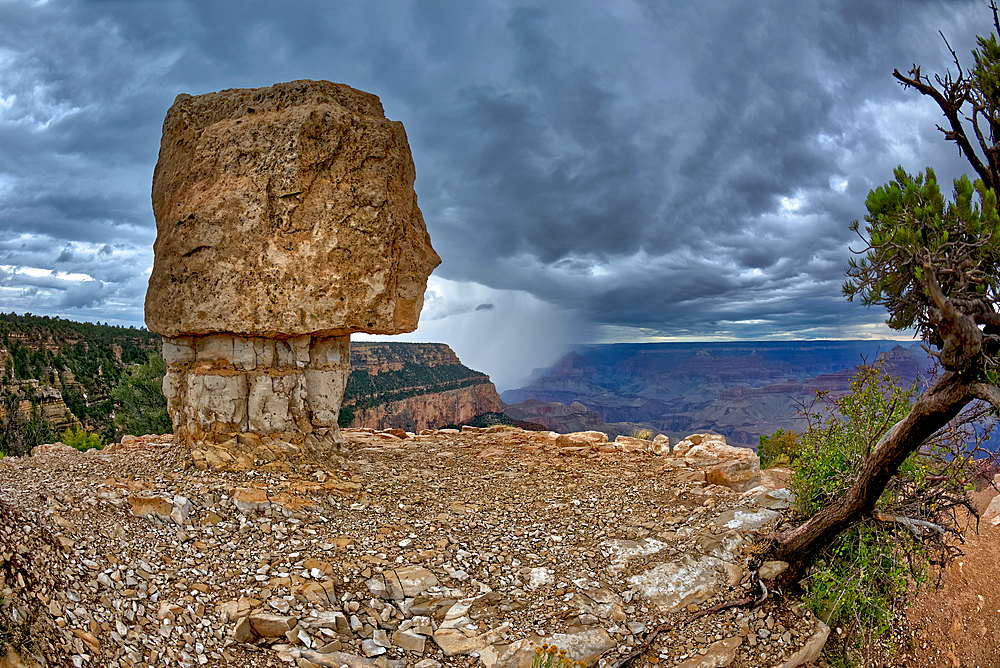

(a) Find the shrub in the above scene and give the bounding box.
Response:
[337,405,355,429]
[59,426,104,452]
[758,428,801,468]
[789,360,974,662]
[631,427,654,440]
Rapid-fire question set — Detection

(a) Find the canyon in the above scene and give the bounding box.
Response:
[502,341,936,446]
[343,343,505,432]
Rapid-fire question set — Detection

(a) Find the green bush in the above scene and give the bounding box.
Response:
[337,405,355,429]
[59,426,105,451]
[758,428,801,468]
[789,361,972,661]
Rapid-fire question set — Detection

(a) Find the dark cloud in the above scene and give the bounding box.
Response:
[55,246,73,263]
[59,280,107,309]
[475,303,495,312]
[0,0,991,379]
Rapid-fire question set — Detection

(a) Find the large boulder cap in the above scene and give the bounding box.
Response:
[145,80,440,339]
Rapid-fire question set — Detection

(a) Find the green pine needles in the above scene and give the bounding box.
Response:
[844,167,1000,339]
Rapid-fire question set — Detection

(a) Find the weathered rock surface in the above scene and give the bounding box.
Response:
[146,79,439,339]
[984,492,1000,526]
[145,81,440,449]
[0,430,827,668]
[675,433,762,492]
[161,332,350,449]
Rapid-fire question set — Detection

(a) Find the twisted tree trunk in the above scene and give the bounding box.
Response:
[774,266,995,585]
[772,372,971,584]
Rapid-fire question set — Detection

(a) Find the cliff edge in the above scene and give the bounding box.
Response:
[343,342,504,431]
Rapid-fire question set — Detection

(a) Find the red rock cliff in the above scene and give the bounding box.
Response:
[344,342,503,431]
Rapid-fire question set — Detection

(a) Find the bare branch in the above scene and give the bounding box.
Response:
[940,31,964,80]
[971,382,1000,411]
[893,68,994,187]
[873,510,946,538]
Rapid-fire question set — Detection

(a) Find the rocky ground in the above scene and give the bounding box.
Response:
[1,427,836,668]
[897,485,1000,668]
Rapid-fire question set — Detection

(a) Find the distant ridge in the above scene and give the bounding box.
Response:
[502,340,933,446]
[342,341,509,431]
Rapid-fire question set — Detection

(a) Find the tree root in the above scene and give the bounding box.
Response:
[608,574,768,668]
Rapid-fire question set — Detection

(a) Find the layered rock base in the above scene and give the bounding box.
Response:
[162,333,348,468]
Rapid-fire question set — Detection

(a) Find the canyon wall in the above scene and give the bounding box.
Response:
[344,342,503,431]
[0,380,82,434]
[351,382,503,432]
[504,341,936,446]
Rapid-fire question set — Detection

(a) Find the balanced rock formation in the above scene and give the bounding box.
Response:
[145,80,439,456]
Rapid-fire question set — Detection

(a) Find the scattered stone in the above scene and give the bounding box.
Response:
[759,560,789,581]
[0,429,828,668]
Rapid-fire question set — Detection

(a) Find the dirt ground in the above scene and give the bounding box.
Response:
[897,487,1000,668]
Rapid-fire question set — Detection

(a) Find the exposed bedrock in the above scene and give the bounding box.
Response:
[162,333,349,449]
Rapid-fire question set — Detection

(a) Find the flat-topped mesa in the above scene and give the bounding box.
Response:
[145,80,440,457]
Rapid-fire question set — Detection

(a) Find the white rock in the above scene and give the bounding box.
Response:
[713,508,782,531]
[983,492,1000,526]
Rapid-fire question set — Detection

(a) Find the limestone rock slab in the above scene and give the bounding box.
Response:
[498,628,615,668]
[983,492,1000,526]
[627,554,733,612]
[146,80,440,339]
[676,636,742,668]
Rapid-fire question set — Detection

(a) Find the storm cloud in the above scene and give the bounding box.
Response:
[0,0,989,385]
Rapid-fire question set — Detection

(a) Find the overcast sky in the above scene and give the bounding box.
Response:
[0,0,990,388]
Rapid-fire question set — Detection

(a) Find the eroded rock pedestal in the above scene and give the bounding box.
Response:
[162,334,348,466]
[145,80,439,465]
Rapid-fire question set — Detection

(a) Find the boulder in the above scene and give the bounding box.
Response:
[983,492,1000,526]
[248,612,297,637]
[146,80,439,339]
[145,80,439,452]
[614,435,653,452]
[556,431,609,447]
[676,433,761,491]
